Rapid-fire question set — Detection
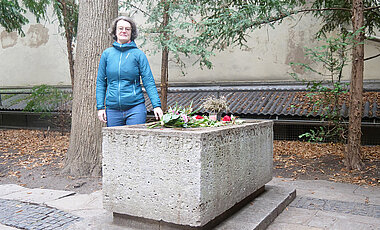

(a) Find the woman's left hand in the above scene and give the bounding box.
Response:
[153,107,163,120]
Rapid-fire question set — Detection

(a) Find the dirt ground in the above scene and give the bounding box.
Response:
[0,129,101,194]
[273,141,379,186]
[0,129,379,194]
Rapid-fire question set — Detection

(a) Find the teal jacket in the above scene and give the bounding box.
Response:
[96,41,161,110]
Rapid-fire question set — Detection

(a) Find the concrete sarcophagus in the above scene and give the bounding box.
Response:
[102,121,273,229]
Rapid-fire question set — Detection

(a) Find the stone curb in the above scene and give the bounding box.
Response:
[214,185,296,230]
[255,185,297,230]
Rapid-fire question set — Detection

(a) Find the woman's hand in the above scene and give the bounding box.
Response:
[153,107,163,120]
[97,109,107,123]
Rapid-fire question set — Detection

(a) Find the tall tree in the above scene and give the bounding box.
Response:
[62,0,118,176]
[191,0,379,170]
[121,1,213,111]
[347,0,365,170]
[160,0,170,112]
[52,0,78,89]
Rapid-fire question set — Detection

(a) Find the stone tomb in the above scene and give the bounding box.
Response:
[102,121,273,229]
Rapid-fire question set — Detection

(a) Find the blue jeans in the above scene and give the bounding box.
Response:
[106,103,147,127]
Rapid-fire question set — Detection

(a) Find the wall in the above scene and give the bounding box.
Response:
[0,4,379,88]
[0,9,70,88]
[141,14,380,84]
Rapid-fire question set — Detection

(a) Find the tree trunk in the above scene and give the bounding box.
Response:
[63,0,118,176]
[161,46,169,112]
[160,0,169,112]
[61,0,75,89]
[346,0,365,170]
[66,32,75,89]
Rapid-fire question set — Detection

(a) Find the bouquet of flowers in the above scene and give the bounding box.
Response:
[148,103,243,129]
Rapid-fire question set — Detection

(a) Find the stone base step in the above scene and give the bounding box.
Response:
[113,185,296,230]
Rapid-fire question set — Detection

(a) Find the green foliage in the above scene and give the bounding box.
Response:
[25,85,71,113]
[1,0,78,88]
[121,1,214,70]
[25,85,72,133]
[290,33,362,143]
[52,0,78,39]
[0,0,49,35]
[193,0,298,51]
[299,127,325,143]
[120,1,379,78]
[304,0,379,37]
[0,0,78,39]
[190,0,379,51]
[1,94,16,101]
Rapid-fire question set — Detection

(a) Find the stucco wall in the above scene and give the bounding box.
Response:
[0,6,379,88]
[142,14,380,84]
[0,10,70,88]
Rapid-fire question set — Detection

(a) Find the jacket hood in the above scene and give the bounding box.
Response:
[113,41,138,51]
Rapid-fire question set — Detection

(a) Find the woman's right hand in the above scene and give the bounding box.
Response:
[98,109,107,123]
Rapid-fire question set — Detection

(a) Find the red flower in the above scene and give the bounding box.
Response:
[195,115,204,119]
[222,115,231,121]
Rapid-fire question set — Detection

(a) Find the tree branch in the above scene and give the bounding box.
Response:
[250,7,351,27]
[298,7,351,13]
[56,0,64,11]
[364,53,380,61]
[128,3,152,18]
[364,5,380,11]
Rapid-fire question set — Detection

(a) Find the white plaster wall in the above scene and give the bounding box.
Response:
[124,8,380,84]
[364,39,380,79]
[0,3,379,88]
[0,8,70,88]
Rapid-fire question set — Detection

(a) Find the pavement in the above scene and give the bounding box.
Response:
[0,178,379,230]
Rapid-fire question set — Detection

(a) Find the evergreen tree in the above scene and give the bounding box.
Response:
[190,0,379,170]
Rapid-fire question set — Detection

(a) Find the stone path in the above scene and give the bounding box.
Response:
[290,196,380,218]
[267,178,380,230]
[0,179,379,230]
[0,199,81,230]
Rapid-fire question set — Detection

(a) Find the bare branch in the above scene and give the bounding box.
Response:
[364,53,380,61]
[250,7,351,27]
[298,7,352,13]
[364,5,380,11]
[128,3,151,17]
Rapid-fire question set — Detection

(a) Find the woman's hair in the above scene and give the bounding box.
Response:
[109,16,138,41]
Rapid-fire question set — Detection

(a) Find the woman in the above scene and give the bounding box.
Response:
[96,16,163,126]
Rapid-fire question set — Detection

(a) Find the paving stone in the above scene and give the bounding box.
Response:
[46,190,103,213]
[0,198,81,230]
[0,188,75,205]
[269,207,317,225]
[331,219,377,230]
[267,222,324,230]
[0,184,29,197]
[306,211,337,229]
[290,196,380,218]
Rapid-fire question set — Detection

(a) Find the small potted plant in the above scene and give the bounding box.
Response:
[201,96,228,121]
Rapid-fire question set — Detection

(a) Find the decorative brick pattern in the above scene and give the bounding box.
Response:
[0,198,81,230]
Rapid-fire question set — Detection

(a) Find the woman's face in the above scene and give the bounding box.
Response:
[116,20,132,44]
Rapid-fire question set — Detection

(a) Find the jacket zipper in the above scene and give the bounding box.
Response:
[118,46,122,109]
